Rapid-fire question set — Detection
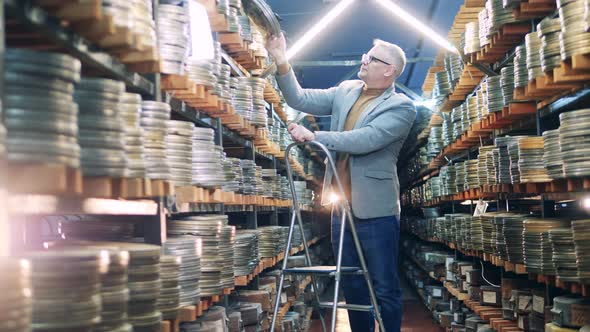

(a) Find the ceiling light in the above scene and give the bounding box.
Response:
[286,0,356,60]
[374,0,458,53]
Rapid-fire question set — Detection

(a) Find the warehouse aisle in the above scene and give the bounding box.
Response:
[308,277,443,332]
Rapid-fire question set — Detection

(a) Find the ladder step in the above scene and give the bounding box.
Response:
[319,302,373,312]
[282,266,363,275]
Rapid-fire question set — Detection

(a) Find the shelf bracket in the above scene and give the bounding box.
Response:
[220,49,249,77]
[459,51,498,77]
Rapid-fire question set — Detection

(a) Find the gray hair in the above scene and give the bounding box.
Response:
[373,39,406,79]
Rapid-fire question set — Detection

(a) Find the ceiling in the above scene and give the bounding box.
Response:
[265,0,462,95]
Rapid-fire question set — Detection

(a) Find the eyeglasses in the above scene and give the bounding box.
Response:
[362,53,392,65]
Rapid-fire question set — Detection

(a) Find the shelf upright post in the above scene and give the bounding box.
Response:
[244,140,258,230]
[145,0,166,243]
[538,97,547,216]
[148,0,161,101]
[218,114,229,313]
[244,138,259,289]
[447,157,456,215]
[467,153,474,215]
[491,129,503,212]
[215,117,223,146]
[221,295,230,310]
[536,104,543,137]
[215,118,225,215]
[144,196,168,245]
[269,104,279,226]
[535,94,554,218]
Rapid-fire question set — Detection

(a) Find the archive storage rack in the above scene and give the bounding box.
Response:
[399,1,590,332]
[0,0,330,331]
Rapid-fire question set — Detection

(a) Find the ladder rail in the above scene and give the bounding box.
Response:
[270,141,386,332]
[270,141,328,332]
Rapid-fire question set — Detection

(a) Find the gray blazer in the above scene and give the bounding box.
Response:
[276,69,416,219]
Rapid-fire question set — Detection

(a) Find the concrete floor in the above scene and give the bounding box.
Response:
[308,277,443,332]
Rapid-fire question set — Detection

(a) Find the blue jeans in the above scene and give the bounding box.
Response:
[331,210,402,332]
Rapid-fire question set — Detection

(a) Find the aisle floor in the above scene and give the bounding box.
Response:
[307,277,443,332]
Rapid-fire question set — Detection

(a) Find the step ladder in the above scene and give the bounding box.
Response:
[270,141,385,332]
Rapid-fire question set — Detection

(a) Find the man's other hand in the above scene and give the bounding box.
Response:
[288,123,314,142]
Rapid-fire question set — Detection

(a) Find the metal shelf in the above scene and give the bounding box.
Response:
[406,233,590,295]
[255,149,275,162]
[170,202,224,214]
[256,206,278,212]
[403,87,590,193]
[402,143,482,191]
[269,103,288,128]
[5,0,155,96]
[222,126,253,148]
[538,88,590,119]
[166,93,217,129]
[226,205,292,212]
[492,46,518,73]
[9,195,159,216]
[276,207,291,213]
[225,205,256,213]
[220,48,249,77]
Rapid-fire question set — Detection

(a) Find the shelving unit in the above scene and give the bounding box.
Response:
[409,231,588,295]
[161,236,324,332]
[1,0,328,331]
[8,194,160,215]
[402,0,590,208]
[401,232,589,332]
[5,0,156,95]
[2,0,323,209]
[401,1,590,331]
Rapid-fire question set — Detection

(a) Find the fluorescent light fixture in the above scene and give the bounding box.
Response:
[583,197,590,209]
[374,0,458,53]
[286,0,356,60]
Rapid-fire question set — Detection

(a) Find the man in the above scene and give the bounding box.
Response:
[266,34,416,332]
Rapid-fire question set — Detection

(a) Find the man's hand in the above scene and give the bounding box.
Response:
[266,33,288,65]
[288,123,314,142]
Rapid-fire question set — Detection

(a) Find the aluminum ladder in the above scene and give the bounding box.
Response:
[270,141,386,332]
